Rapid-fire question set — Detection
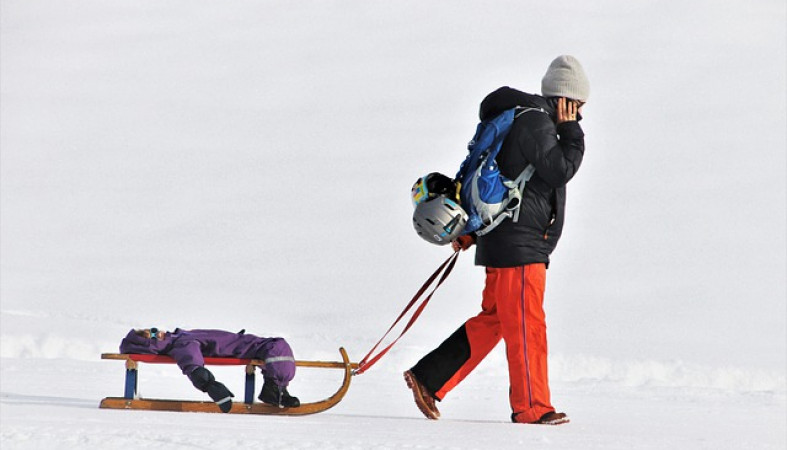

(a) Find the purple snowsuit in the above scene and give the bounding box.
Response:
[119,328,296,387]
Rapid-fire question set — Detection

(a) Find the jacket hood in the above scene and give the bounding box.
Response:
[119,328,174,354]
[479,87,551,121]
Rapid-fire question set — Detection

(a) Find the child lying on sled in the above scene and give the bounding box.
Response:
[120,328,300,412]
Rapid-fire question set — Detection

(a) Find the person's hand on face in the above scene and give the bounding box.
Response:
[556,97,583,124]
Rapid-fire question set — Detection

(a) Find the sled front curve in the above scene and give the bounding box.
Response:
[99,347,356,415]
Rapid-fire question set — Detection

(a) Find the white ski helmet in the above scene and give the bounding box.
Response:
[411,173,468,245]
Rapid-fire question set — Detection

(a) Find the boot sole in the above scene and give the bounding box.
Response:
[403,371,440,420]
[538,416,570,425]
[513,412,570,425]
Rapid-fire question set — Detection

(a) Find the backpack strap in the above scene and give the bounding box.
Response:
[512,165,536,223]
[475,205,516,236]
[514,106,546,118]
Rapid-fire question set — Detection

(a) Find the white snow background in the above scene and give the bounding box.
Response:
[1,1,785,449]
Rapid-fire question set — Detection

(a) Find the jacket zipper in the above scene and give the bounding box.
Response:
[543,214,556,240]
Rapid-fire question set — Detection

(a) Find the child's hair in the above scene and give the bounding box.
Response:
[133,328,152,338]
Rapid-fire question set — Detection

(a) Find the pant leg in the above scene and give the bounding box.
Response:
[495,264,554,422]
[247,337,296,387]
[411,267,503,400]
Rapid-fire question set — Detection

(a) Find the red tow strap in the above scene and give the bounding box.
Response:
[353,250,460,375]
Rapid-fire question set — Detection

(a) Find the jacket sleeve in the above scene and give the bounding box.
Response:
[514,113,585,188]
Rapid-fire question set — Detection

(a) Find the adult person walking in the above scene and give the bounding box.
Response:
[403,55,589,425]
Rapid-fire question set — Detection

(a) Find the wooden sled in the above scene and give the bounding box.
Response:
[99,347,357,415]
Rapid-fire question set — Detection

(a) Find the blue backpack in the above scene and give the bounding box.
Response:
[456,106,545,236]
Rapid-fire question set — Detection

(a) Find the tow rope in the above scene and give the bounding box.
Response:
[353,250,460,375]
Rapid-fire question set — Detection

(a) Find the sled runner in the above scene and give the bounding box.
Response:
[99,347,357,415]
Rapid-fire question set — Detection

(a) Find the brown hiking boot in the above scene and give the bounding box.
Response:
[403,370,440,420]
[512,411,570,425]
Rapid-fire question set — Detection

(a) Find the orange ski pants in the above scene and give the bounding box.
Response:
[435,264,554,422]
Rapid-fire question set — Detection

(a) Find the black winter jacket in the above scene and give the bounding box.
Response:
[474,87,585,268]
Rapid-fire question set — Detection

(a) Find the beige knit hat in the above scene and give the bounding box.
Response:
[541,55,590,102]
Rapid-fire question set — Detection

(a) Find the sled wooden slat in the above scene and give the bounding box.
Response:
[98,397,345,415]
[99,347,356,415]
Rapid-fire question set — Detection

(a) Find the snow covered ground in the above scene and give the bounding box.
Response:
[1,1,785,449]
